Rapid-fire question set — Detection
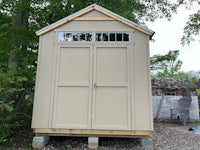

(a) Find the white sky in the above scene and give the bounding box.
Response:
[146,4,200,72]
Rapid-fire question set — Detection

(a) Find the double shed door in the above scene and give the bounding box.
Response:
[53,44,131,130]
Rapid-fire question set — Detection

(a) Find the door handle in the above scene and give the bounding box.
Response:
[93,83,96,89]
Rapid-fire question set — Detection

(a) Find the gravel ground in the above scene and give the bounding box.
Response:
[152,122,200,150]
[1,122,200,150]
[42,122,200,150]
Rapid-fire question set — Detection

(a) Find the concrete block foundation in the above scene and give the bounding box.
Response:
[140,138,153,149]
[32,135,49,149]
[88,137,99,149]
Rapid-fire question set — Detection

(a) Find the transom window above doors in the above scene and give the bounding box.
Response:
[58,32,130,42]
[96,32,129,41]
[58,32,92,42]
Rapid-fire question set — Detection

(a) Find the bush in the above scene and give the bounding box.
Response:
[0,70,33,143]
[197,89,200,101]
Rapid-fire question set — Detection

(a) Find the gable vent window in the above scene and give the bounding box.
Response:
[58,32,92,42]
[96,32,129,41]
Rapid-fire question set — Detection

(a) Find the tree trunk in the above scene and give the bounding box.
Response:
[8,0,27,73]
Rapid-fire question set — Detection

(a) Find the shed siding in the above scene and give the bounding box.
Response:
[54,10,133,32]
[133,30,153,130]
[55,20,133,32]
[78,10,109,18]
[32,31,55,128]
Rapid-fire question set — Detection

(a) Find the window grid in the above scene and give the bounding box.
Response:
[58,32,130,42]
[58,32,92,42]
[96,32,129,42]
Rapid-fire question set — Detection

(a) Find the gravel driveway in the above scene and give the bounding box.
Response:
[153,122,200,150]
[42,122,200,150]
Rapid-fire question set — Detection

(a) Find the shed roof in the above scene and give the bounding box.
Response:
[36,4,155,37]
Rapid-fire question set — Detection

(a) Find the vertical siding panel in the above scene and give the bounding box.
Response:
[133,31,153,131]
[32,32,55,128]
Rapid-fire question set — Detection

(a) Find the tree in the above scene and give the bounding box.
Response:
[182,70,200,83]
[29,0,177,29]
[176,0,200,45]
[0,0,36,143]
[181,10,200,45]
[150,50,183,77]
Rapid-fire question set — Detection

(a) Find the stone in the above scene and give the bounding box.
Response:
[32,135,49,149]
[88,137,99,149]
[140,138,153,149]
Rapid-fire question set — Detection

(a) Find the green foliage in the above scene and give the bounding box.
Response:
[65,142,72,150]
[181,71,200,83]
[0,1,36,144]
[197,88,200,97]
[181,10,200,45]
[175,0,200,45]
[29,0,177,28]
[0,70,29,143]
[150,50,183,77]
[0,69,34,144]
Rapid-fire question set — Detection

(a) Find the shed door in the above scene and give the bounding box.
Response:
[92,45,131,130]
[53,45,131,130]
[53,45,93,129]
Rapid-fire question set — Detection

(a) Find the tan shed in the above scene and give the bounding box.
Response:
[32,4,154,147]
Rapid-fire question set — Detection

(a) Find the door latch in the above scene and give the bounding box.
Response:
[93,83,96,89]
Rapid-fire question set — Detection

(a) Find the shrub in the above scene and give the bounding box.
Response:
[0,70,33,144]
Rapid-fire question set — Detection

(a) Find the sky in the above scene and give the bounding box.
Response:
[146,4,200,72]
